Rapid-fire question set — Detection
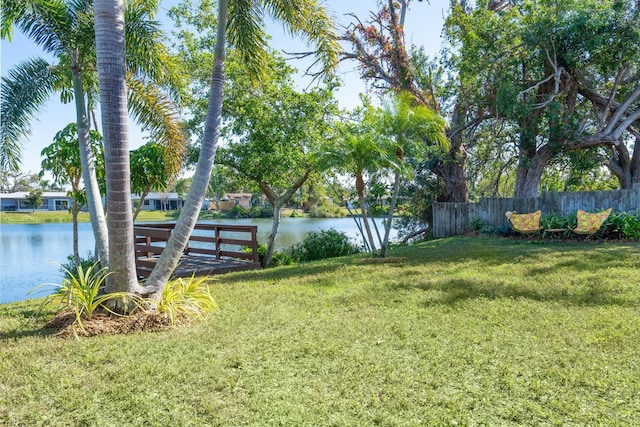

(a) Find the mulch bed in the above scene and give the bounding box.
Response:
[44,309,189,339]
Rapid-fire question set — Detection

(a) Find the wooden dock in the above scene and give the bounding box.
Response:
[134,223,261,279]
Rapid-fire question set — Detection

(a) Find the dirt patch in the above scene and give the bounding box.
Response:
[45,309,188,339]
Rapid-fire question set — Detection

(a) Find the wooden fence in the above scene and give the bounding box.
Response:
[432,184,640,238]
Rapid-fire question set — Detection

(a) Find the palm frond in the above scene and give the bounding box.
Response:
[125,3,186,105]
[70,0,98,62]
[263,0,340,77]
[3,0,72,57]
[127,76,187,179]
[1,58,57,171]
[227,0,269,82]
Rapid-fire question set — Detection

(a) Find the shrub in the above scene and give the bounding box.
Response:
[156,275,218,326]
[605,211,640,240]
[291,229,361,262]
[251,244,294,267]
[535,210,640,241]
[469,217,483,232]
[308,200,348,218]
[229,204,273,218]
[540,212,575,238]
[32,262,143,330]
[60,252,95,280]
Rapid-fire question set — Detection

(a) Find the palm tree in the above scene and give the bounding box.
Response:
[94,0,139,293]
[2,0,185,291]
[2,0,109,263]
[377,91,448,256]
[143,0,340,296]
[331,105,393,255]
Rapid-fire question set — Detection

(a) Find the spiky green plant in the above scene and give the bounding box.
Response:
[32,262,142,330]
[156,275,217,326]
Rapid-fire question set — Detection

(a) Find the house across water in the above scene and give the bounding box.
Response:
[0,192,73,211]
[1,191,254,212]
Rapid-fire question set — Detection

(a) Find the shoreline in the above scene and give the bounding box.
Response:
[0,208,351,225]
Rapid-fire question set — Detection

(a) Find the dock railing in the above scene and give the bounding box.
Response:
[134,223,260,278]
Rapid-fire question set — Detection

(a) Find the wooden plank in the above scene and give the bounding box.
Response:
[136,259,157,269]
[134,227,171,239]
[188,235,216,243]
[219,250,253,259]
[218,237,254,246]
[186,247,217,256]
[134,245,164,255]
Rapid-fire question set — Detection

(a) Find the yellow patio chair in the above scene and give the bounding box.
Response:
[505,210,543,234]
[573,208,612,236]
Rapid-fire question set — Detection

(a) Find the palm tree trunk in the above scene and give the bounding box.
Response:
[144,0,228,297]
[356,173,377,255]
[71,69,109,265]
[380,171,400,257]
[72,198,80,265]
[94,0,141,294]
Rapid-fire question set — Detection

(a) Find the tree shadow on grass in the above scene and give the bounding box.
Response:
[217,256,397,286]
[0,326,56,340]
[392,278,633,308]
[218,265,354,288]
[0,301,59,340]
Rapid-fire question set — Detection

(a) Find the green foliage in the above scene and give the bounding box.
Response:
[535,211,640,241]
[130,141,173,196]
[219,51,338,189]
[156,275,218,326]
[291,229,361,262]
[605,212,640,241]
[23,189,43,211]
[445,0,640,196]
[308,199,348,218]
[60,252,96,280]
[31,262,141,330]
[394,159,444,240]
[40,122,105,205]
[2,0,185,176]
[230,204,272,218]
[250,244,294,267]
[469,217,483,232]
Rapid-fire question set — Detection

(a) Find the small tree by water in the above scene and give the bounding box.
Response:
[24,189,43,212]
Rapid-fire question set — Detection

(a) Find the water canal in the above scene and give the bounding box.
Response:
[1,217,396,303]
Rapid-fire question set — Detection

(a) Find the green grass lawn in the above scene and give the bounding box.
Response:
[0,210,182,224]
[1,237,640,425]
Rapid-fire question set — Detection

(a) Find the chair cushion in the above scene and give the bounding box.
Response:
[574,208,612,234]
[508,210,542,233]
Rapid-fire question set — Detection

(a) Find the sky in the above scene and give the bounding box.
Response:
[0,0,450,176]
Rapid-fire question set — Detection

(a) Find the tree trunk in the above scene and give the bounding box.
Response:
[514,145,555,197]
[72,199,80,265]
[379,171,400,257]
[632,136,640,186]
[258,175,310,267]
[94,0,142,295]
[144,0,228,297]
[71,69,109,265]
[263,202,282,268]
[431,139,469,203]
[132,184,151,222]
[356,173,377,255]
[608,135,640,189]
